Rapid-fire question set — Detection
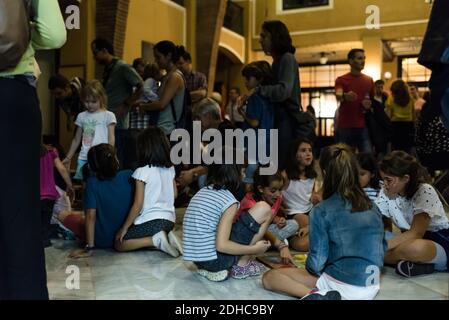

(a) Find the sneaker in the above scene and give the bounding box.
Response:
[301,290,342,300]
[168,231,183,255]
[152,231,179,258]
[197,269,229,282]
[230,260,264,279]
[395,261,435,277]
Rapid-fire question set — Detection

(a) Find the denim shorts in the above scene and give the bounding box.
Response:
[123,219,174,240]
[195,211,261,272]
[424,228,449,267]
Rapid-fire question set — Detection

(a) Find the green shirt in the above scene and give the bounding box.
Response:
[0,0,67,77]
[103,59,143,129]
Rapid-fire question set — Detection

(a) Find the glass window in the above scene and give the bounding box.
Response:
[283,0,330,10]
[400,57,431,83]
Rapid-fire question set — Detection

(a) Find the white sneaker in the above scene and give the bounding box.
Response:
[153,231,179,258]
[168,230,183,255]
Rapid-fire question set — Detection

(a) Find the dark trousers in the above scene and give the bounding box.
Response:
[275,107,294,171]
[391,121,415,153]
[41,199,56,243]
[0,77,48,300]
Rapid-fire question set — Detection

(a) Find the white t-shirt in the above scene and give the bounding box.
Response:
[132,165,176,225]
[75,110,116,160]
[375,183,449,232]
[283,178,315,215]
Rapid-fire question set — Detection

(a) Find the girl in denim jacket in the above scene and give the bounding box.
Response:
[263,144,386,300]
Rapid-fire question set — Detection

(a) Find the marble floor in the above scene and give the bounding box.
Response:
[45,210,449,300]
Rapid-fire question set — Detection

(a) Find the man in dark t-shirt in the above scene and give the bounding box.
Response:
[335,49,374,153]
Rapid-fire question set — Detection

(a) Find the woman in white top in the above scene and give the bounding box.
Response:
[115,127,182,257]
[282,138,322,251]
[376,151,449,277]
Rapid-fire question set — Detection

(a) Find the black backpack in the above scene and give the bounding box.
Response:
[170,77,193,132]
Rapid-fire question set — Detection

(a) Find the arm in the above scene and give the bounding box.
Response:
[216,204,270,255]
[85,209,96,248]
[264,230,293,264]
[116,180,145,242]
[107,123,116,147]
[54,157,74,200]
[387,213,430,251]
[63,126,83,166]
[31,0,67,50]
[173,179,178,200]
[140,74,183,112]
[190,89,207,103]
[177,166,208,189]
[259,54,296,103]
[305,207,329,276]
[238,105,259,128]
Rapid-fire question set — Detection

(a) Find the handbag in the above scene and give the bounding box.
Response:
[0,0,33,71]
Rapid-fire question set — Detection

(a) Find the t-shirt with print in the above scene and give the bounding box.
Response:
[235,192,282,223]
[375,183,449,232]
[40,148,59,200]
[75,110,116,160]
[84,170,133,248]
[183,186,239,262]
[132,166,176,225]
[335,73,374,128]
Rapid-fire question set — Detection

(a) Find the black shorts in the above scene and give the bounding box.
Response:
[123,219,174,240]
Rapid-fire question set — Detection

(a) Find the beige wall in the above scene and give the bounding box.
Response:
[252,0,432,49]
[123,0,186,64]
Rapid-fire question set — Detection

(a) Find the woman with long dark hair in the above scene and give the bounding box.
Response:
[253,20,312,169]
[385,80,415,153]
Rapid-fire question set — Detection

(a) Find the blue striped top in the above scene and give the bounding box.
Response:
[182,186,239,262]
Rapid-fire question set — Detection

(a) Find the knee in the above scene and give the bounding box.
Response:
[249,201,272,223]
[262,270,276,290]
[397,241,427,260]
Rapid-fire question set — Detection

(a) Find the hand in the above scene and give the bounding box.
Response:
[177,170,194,189]
[69,248,93,259]
[62,157,71,170]
[115,227,128,244]
[237,103,245,117]
[279,246,293,265]
[252,240,271,255]
[276,217,287,229]
[237,95,249,108]
[115,105,127,120]
[310,192,321,205]
[362,98,372,110]
[66,185,75,203]
[299,226,309,238]
[344,91,358,102]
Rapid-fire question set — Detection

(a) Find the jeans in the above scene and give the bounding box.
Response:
[0,76,48,299]
[336,127,372,153]
[268,219,299,241]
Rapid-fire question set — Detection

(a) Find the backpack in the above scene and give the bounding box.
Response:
[170,75,193,132]
[0,0,33,71]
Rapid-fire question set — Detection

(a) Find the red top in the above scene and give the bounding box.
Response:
[40,147,59,200]
[335,73,374,128]
[234,192,283,223]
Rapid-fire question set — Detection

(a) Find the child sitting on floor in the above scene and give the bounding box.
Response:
[183,148,272,282]
[263,144,386,300]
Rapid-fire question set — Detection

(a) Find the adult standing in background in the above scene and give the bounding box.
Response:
[253,20,304,170]
[91,38,143,169]
[0,0,66,299]
[176,50,207,104]
[335,49,374,153]
[225,87,245,129]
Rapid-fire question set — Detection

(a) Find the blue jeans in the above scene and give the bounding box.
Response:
[195,211,260,272]
[336,127,372,153]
